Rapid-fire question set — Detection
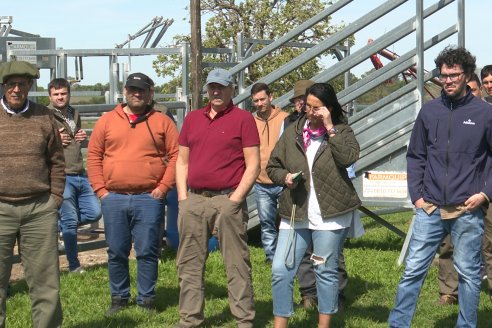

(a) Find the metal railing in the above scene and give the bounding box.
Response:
[4,0,465,245]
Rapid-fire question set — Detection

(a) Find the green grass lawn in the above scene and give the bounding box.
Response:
[6,211,492,327]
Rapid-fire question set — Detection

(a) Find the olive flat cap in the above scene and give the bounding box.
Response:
[0,61,39,84]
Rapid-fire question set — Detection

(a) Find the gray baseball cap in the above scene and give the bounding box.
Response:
[205,68,233,86]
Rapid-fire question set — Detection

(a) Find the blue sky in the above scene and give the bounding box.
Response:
[3,0,489,87]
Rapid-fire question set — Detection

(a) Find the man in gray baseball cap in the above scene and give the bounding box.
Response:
[205,68,233,86]
[175,67,260,327]
[0,61,65,327]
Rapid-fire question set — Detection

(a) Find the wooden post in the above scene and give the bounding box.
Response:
[190,0,203,109]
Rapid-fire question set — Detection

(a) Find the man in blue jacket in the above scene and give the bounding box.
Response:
[388,46,492,328]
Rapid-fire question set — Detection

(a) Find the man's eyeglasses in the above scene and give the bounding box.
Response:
[3,81,30,90]
[438,72,464,82]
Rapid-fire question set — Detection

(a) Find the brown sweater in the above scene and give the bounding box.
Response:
[254,106,288,184]
[0,100,65,205]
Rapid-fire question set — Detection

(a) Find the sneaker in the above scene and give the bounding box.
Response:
[106,296,129,316]
[437,294,458,305]
[69,266,86,274]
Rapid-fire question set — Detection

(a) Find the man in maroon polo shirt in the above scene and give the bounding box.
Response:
[175,68,260,328]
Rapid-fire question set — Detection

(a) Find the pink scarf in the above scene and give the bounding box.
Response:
[303,123,327,149]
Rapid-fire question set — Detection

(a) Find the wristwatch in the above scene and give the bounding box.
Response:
[328,127,337,135]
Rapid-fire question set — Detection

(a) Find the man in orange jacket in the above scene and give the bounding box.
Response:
[88,72,179,315]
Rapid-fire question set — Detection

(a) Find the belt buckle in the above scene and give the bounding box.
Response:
[203,190,213,197]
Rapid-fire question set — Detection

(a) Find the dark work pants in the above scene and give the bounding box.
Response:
[439,205,492,296]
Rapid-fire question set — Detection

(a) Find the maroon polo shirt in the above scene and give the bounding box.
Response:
[179,101,259,190]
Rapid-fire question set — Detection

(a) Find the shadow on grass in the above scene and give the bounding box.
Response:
[196,298,272,328]
[334,275,387,326]
[335,304,390,326]
[344,233,405,252]
[7,280,28,298]
[70,315,140,328]
[432,308,492,328]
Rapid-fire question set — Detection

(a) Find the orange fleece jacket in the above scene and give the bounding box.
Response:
[87,104,179,197]
[254,106,288,184]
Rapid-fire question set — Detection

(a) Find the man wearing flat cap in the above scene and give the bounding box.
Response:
[175,68,260,327]
[88,72,179,315]
[0,61,65,328]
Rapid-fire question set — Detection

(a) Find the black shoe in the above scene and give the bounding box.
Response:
[106,296,129,316]
[138,297,156,311]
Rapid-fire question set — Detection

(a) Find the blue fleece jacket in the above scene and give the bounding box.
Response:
[407,88,492,206]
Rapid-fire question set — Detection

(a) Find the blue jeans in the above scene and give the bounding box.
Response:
[59,174,101,271]
[389,208,484,328]
[101,192,164,304]
[272,227,348,317]
[254,183,283,261]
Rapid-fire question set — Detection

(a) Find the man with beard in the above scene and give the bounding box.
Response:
[88,72,179,315]
[389,46,492,328]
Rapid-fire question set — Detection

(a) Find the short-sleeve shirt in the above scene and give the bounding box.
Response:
[179,101,260,190]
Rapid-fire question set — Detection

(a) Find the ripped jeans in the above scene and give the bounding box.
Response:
[271,227,349,317]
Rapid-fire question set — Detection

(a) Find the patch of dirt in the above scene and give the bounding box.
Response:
[10,231,135,282]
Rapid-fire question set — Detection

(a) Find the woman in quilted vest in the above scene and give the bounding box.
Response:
[267,83,361,328]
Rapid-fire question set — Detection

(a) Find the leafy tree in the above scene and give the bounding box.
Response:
[153,0,352,100]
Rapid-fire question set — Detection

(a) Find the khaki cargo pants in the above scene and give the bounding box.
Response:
[176,192,255,328]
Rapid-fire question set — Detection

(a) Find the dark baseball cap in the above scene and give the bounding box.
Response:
[125,73,152,90]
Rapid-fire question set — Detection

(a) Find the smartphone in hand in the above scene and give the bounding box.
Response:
[292,171,303,183]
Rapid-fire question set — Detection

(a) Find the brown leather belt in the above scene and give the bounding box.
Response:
[189,188,234,197]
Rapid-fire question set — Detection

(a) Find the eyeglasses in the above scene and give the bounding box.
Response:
[305,104,321,111]
[3,81,30,90]
[438,72,464,82]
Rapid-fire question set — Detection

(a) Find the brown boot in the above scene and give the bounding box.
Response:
[437,294,457,305]
[301,296,318,310]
